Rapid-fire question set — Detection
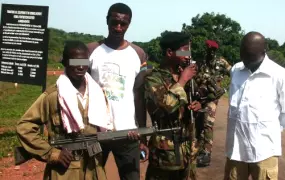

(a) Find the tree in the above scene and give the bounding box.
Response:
[181,12,244,64]
[144,30,173,63]
[146,37,162,63]
[280,42,285,57]
[266,38,279,51]
[267,50,285,67]
[132,41,148,52]
[47,28,104,63]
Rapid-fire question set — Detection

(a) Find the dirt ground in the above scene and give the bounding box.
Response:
[0,85,285,179]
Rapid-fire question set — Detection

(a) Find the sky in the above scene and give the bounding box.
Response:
[0,0,285,45]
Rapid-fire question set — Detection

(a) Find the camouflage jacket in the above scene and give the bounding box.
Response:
[144,67,199,171]
[194,57,231,103]
[16,85,107,180]
[198,56,231,83]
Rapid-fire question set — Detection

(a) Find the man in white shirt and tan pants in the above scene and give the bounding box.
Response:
[224,31,285,180]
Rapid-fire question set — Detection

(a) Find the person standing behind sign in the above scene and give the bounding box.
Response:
[224,31,285,180]
[16,40,110,180]
[87,3,148,180]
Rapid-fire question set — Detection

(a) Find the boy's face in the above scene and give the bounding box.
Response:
[65,49,89,81]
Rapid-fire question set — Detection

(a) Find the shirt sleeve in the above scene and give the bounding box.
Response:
[137,52,148,75]
[228,64,236,105]
[277,73,285,131]
[144,75,188,114]
[16,93,57,162]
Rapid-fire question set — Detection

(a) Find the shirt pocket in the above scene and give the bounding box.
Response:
[248,92,277,122]
[266,167,278,179]
[248,93,264,110]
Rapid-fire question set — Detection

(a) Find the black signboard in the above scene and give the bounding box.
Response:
[0,4,49,87]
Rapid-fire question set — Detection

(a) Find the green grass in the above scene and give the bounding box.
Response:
[47,62,64,70]
[0,130,19,158]
[0,76,58,158]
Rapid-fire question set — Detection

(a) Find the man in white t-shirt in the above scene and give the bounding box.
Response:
[87,3,148,180]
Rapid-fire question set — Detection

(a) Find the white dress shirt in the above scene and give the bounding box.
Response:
[226,54,285,163]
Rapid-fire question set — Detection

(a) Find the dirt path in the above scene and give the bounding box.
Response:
[1,97,284,180]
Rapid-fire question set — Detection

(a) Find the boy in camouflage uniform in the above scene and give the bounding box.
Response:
[143,32,202,180]
[16,41,108,180]
[196,40,232,167]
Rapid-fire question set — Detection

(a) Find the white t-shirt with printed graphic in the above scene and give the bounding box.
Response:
[88,42,146,131]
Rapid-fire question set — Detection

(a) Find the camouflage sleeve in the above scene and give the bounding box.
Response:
[226,64,232,72]
[219,57,232,75]
[206,78,226,101]
[144,75,188,114]
[223,64,232,76]
[16,93,59,163]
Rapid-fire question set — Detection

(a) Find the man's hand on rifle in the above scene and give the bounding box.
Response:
[127,131,149,162]
[127,130,140,140]
[58,149,73,168]
[188,100,202,111]
[49,148,73,168]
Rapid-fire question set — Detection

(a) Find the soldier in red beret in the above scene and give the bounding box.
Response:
[196,40,232,167]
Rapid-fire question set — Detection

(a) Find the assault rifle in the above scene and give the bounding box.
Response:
[14,125,181,165]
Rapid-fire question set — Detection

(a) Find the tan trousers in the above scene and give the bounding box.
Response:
[224,156,278,180]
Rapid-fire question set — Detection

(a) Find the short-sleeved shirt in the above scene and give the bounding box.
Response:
[88,41,147,130]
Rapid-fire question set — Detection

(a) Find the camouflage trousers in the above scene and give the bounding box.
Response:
[196,100,218,153]
[146,141,199,180]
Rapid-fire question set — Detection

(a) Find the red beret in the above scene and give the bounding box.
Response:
[205,40,219,49]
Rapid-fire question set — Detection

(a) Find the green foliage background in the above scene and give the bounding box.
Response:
[46,13,285,70]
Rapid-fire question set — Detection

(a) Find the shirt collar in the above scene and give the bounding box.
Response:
[76,76,89,98]
[239,54,272,76]
[154,67,178,82]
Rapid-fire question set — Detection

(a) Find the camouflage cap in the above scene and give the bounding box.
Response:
[159,32,190,51]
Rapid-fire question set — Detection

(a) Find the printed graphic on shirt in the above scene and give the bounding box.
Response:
[100,62,126,101]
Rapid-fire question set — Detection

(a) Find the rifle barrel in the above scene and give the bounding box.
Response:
[50,127,182,145]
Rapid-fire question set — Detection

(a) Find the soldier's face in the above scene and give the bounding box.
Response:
[207,48,216,59]
[65,49,89,81]
[174,45,190,65]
